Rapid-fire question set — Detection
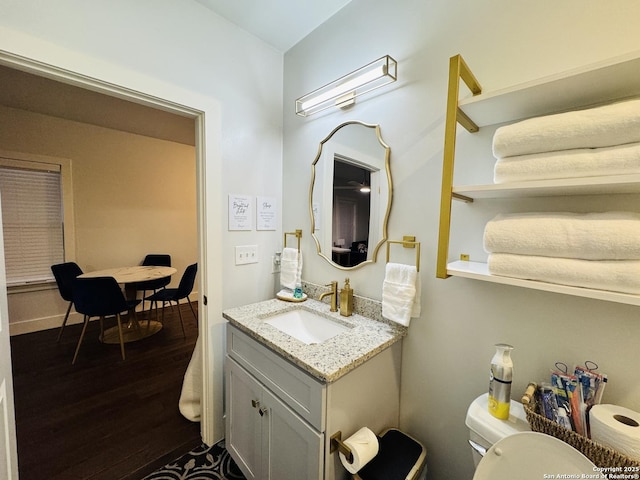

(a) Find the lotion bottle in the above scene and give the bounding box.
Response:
[488,343,514,420]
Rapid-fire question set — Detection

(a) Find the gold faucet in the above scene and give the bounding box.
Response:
[319,281,338,312]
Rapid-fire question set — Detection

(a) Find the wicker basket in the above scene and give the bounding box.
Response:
[523,398,640,469]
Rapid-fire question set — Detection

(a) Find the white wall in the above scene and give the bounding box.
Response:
[0,0,283,310]
[284,1,640,479]
[0,0,284,444]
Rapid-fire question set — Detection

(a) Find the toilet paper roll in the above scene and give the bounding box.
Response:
[339,427,380,474]
[590,404,640,461]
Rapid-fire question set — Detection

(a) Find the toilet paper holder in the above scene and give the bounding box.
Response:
[330,431,353,463]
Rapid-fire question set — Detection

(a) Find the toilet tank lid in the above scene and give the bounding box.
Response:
[465,393,531,445]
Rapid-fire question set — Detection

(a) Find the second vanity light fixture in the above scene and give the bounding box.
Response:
[295,55,397,117]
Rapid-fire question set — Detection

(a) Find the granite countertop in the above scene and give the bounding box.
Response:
[223,297,406,383]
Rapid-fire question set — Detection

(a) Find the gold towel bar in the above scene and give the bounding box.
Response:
[386,236,421,272]
[284,229,302,251]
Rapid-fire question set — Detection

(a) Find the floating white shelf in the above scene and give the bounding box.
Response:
[453,174,640,200]
[458,50,640,127]
[446,260,640,307]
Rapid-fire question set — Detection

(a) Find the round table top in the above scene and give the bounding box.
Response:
[78,265,177,284]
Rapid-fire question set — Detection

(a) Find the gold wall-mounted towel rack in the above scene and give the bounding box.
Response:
[386,235,421,272]
[284,229,302,251]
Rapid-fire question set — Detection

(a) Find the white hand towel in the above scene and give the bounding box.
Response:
[382,263,420,327]
[492,98,640,158]
[280,247,302,290]
[488,253,640,295]
[412,273,422,318]
[484,212,640,261]
[493,142,640,183]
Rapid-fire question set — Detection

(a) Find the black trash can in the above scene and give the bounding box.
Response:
[353,428,427,480]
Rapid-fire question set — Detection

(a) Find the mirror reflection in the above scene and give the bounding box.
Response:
[309,121,392,270]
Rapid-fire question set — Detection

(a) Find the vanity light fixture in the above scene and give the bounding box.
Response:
[295,55,397,117]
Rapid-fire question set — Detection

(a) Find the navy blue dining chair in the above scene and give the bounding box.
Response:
[51,262,83,342]
[133,254,172,312]
[72,276,141,364]
[145,263,197,338]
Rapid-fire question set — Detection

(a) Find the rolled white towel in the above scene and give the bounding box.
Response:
[488,253,640,295]
[382,263,420,327]
[493,142,640,183]
[484,212,640,261]
[492,98,640,158]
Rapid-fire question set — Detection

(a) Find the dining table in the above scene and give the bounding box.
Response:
[78,265,177,344]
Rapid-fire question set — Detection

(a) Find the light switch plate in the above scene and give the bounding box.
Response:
[235,245,258,265]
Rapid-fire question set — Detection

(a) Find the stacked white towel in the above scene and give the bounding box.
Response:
[492,98,640,183]
[280,247,302,290]
[488,254,640,295]
[494,142,640,184]
[484,212,640,294]
[382,263,421,327]
[493,98,640,158]
[484,212,640,260]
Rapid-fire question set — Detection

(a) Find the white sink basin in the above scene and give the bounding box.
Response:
[264,308,351,345]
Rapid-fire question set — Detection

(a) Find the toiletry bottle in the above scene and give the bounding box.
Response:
[488,343,514,420]
[339,278,353,316]
[293,279,303,299]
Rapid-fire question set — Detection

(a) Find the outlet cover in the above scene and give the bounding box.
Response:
[271,255,281,273]
[235,245,258,265]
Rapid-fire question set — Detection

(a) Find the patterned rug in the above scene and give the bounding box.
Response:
[143,440,246,480]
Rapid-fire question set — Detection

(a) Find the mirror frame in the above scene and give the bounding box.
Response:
[309,120,392,270]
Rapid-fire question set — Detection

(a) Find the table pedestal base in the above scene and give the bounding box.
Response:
[101,320,163,344]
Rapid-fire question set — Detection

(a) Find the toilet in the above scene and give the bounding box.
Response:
[466,393,597,479]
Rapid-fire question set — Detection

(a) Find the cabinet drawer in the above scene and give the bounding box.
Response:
[227,325,326,430]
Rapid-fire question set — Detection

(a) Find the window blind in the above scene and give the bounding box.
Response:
[0,165,64,286]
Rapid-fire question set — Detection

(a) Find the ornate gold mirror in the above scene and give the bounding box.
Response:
[309,120,392,270]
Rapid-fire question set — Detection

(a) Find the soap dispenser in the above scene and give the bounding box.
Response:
[339,278,353,317]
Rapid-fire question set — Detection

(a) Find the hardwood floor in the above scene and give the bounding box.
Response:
[10,302,202,480]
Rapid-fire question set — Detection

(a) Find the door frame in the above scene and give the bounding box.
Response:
[0,193,18,479]
[0,46,224,446]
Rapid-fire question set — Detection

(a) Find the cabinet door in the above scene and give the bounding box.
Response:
[263,387,324,480]
[226,358,263,480]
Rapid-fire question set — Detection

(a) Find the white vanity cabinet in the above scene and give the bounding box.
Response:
[227,357,323,480]
[225,324,402,480]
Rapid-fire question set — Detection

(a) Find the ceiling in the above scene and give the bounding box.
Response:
[0,65,196,145]
[194,0,352,52]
